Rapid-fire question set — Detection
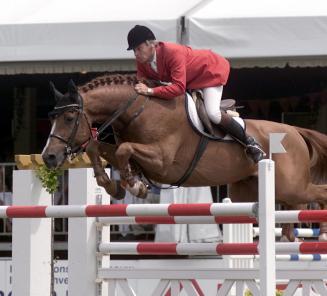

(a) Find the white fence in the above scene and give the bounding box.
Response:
[8,160,327,296]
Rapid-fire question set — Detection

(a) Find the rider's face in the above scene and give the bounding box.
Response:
[133,42,155,64]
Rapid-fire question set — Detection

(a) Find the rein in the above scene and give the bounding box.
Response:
[96,92,140,138]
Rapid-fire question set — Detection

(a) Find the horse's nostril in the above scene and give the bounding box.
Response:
[43,154,57,168]
[48,154,56,160]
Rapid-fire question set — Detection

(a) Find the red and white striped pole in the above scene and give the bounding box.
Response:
[0,202,258,218]
[3,204,327,221]
[97,241,327,255]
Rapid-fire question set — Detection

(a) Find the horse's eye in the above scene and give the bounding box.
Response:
[64,114,75,123]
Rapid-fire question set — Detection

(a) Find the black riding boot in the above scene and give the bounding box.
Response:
[218,112,265,163]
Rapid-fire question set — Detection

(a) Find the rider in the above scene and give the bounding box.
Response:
[127,25,264,163]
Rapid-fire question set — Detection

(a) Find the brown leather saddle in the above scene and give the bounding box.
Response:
[191,90,239,138]
[143,79,240,139]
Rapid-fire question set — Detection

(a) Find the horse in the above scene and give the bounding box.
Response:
[41,74,327,242]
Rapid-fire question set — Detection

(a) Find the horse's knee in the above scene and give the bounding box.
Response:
[85,139,98,154]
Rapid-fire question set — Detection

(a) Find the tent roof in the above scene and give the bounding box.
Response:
[2,0,327,73]
[185,0,327,62]
[0,0,201,62]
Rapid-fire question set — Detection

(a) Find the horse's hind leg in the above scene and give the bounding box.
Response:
[319,202,327,241]
[302,183,327,241]
[280,204,308,242]
[280,221,295,242]
[230,178,300,242]
[229,176,258,203]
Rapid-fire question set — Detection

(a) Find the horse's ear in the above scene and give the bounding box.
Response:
[67,79,78,95]
[49,81,64,102]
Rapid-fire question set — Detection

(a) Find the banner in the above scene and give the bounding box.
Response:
[0,260,68,296]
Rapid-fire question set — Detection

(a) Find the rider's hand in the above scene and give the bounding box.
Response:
[134,83,153,96]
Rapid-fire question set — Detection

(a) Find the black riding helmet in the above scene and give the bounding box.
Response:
[127,25,156,50]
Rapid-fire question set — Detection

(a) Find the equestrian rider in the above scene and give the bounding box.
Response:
[127,25,264,163]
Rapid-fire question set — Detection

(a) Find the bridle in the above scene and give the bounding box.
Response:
[48,94,92,158]
[47,91,144,159]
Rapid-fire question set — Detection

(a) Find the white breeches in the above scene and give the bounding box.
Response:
[203,86,223,124]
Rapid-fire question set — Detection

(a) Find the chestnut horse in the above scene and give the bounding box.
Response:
[42,74,327,241]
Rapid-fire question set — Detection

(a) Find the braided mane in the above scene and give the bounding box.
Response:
[79,74,138,93]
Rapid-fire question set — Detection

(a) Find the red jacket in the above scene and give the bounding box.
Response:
[136,42,230,99]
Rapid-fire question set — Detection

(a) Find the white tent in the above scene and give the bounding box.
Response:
[185,0,327,67]
[2,0,327,73]
[0,0,202,74]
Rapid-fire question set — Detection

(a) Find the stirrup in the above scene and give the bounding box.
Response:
[245,144,266,163]
[246,143,266,155]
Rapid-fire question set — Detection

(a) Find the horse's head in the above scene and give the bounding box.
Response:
[42,80,92,169]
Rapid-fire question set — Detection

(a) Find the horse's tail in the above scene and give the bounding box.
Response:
[295,126,327,184]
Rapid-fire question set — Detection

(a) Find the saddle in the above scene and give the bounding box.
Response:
[142,79,243,140]
[190,90,241,139]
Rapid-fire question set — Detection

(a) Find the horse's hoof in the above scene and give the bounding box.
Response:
[280,235,290,242]
[280,235,299,242]
[125,181,148,199]
[136,182,148,199]
[319,233,327,241]
[294,237,303,242]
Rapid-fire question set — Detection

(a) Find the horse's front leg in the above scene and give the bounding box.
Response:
[97,142,120,168]
[115,142,164,198]
[85,140,126,200]
[280,204,307,242]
